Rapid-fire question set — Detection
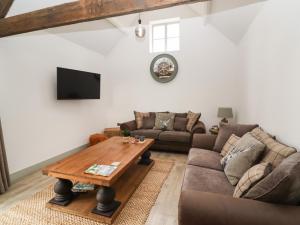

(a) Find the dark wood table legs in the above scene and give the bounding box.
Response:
[138,150,153,165]
[92,186,121,217]
[49,178,75,206]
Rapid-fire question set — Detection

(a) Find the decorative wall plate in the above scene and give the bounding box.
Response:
[150,54,178,83]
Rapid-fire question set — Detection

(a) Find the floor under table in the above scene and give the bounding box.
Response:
[0,151,187,225]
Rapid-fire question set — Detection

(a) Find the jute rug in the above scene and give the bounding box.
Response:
[0,159,174,225]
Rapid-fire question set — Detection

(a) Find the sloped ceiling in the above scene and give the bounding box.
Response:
[6,0,267,55]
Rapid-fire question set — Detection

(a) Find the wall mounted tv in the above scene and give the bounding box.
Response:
[57,67,100,100]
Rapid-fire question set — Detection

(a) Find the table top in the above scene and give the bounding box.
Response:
[42,137,154,186]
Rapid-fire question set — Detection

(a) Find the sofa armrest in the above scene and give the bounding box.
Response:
[191,121,206,134]
[120,120,137,131]
[192,134,216,150]
[179,190,300,225]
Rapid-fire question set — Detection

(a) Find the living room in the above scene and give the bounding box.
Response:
[0,0,299,224]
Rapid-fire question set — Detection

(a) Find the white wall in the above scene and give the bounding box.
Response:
[104,17,240,129]
[0,32,107,173]
[3,0,289,174]
[238,0,300,149]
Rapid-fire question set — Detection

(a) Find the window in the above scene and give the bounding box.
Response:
[150,18,180,53]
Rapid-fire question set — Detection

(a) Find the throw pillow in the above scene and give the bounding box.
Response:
[154,113,175,131]
[142,115,155,129]
[213,123,258,152]
[251,127,296,167]
[233,162,272,198]
[222,133,266,185]
[186,111,201,132]
[173,117,188,131]
[244,153,300,205]
[134,111,150,129]
[220,134,240,157]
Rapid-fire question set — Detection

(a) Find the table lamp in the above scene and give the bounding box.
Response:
[218,107,233,123]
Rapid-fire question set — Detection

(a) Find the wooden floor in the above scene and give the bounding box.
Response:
[0,152,187,225]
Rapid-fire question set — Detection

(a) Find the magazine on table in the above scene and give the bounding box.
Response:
[72,183,95,192]
[85,162,121,177]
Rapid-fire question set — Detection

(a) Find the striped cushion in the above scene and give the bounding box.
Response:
[233,162,272,198]
[251,127,296,167]
[220,134,240,157]
[186,111,201,132]
[134,111,150,129]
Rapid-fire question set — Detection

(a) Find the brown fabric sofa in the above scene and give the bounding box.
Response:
[120,113,206,153]
[179,133,300,225]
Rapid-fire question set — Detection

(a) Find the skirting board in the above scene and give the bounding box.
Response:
[10,144,88,184]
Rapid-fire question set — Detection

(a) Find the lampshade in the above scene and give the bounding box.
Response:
[217,107,233,118]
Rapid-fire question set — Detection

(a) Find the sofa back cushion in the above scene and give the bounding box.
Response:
[175,113,188,118]
[244,153,300,205]
[142,115,155,129]
[233,162,272,198]
[213,123,258,152]
[220,134,240,157]
[174,117,188,131]
[222,133,266,185]
[251,127,296,167]
[154,113,175,131]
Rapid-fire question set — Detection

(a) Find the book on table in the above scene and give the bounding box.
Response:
[85,162,121,177]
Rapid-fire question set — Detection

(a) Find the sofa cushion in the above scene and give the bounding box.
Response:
[220,134,240,157]
[142,115,155,129]
[159,131,191,144]
[222,133,266,185]
[244,153,300,205]
[134,111,150,129]
[186,111,201,132]
[154,112,175,131]
[182,165,234,195]
[174,117,188,131]
[131,129,162,139]
[251,127,296,167]
[175,112,188,118]
[233,162,272,198]
[213,123,259,152]
[187,148,223,171]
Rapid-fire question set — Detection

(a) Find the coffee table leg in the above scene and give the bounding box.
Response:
[138,150,153,165]
[92,186,121,217]
[49,178,74,206]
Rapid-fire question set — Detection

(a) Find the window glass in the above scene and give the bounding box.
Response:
[153,25,165,39]
[150,18,180,53]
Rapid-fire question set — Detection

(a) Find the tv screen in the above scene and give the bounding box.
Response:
[57,67,100,100]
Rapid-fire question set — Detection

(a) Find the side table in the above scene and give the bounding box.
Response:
[104,127,121,138]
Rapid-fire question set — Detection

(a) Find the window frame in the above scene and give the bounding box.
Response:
[149,18,180,53]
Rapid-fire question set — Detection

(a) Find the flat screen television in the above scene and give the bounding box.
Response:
[57,67,100,100]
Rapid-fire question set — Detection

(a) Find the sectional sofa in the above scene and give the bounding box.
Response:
[179,126,300,225]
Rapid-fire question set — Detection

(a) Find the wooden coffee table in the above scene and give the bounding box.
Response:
[43,136,154,224]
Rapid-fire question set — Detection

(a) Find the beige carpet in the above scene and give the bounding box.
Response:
[0,159,174,225]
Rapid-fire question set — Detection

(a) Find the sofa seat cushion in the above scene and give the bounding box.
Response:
[159,131,191,144]
[182,165,234,195]
[187,148,223,171]
[131,129,162,139]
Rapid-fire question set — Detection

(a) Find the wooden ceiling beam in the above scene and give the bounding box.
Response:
[0,0,209,38]
[0,0,14,18]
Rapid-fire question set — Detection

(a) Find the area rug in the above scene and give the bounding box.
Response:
[0,159,174,225]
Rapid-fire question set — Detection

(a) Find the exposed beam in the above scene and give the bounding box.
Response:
[0,0,14,18]
[0,0,209,38]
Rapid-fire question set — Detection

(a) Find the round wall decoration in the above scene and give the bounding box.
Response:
[150,54,178,83]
